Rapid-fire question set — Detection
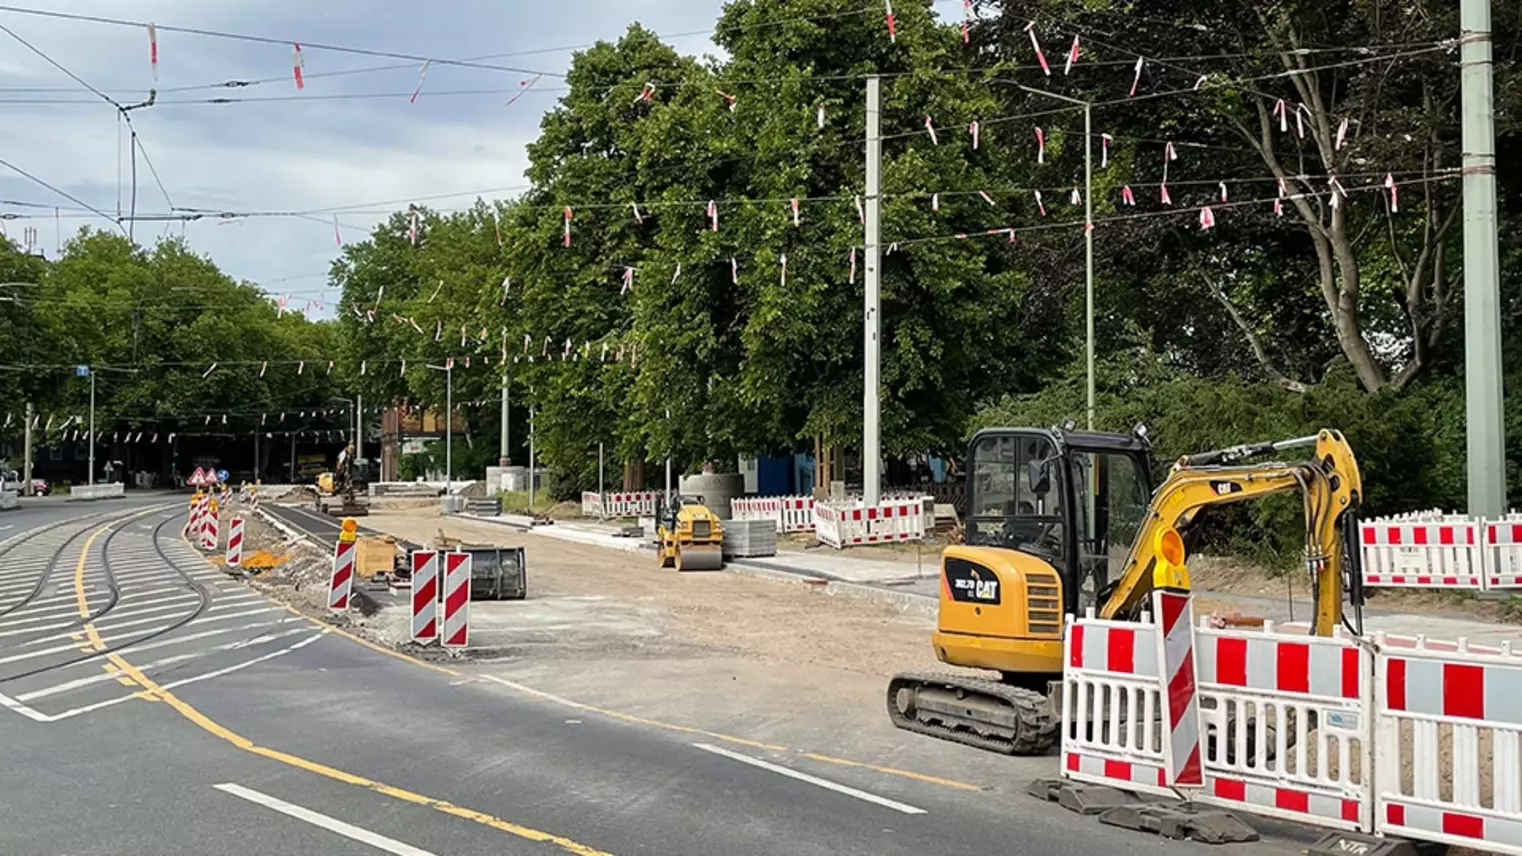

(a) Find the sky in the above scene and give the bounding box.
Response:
[0,0,741,310]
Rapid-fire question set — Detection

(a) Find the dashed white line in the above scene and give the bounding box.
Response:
[691,743,927,815]
[214,783,436,855]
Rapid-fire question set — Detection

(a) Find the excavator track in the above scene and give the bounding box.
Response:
[886,671,1058,756]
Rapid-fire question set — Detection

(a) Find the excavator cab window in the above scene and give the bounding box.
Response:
[967,433,1065,561]
[1068,450,1151,614]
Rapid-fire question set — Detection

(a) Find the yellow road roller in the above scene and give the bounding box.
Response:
[655,494,725,571]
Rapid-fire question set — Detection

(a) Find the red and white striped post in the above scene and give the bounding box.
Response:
[328,518,359,613]
[410,550,439,644]
[225,516,244,567]
[441,551,471,648]
[1153,588,1203,790]
[187,492,202,538]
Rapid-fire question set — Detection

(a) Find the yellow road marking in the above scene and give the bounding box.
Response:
[104,650,612,855]
[188,517,987,793]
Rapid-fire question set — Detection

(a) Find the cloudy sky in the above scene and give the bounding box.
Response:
[0,0,745,309]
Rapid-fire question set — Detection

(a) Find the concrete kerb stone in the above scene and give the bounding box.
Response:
[255,506,311,545]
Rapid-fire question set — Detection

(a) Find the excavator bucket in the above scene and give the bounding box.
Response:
[676,544,723,572]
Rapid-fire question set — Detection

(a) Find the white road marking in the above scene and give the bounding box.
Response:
[477,674,589,710]
[15,601,269,649]
[15,628,313,702]
[691,743,927,815]
[213,783,436,856]
[0,592,202,639]
[0,613,287,665]
[1,631,325,721]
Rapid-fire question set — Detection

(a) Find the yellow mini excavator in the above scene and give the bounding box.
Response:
[315,444,370,518]
[887,425,1364,755]
[656,494,726,571]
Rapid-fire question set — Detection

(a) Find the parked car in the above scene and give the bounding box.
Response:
[1,470,50,495]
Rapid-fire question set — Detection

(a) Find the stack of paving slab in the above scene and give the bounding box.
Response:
[722,519,777,558]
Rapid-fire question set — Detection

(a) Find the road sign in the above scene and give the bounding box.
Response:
[217,469,229,483]
[189,467,205,486]
[74,365,90,378]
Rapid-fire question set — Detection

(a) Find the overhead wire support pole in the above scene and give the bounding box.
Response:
[863,75,882,507]
[1459,0,1506,519]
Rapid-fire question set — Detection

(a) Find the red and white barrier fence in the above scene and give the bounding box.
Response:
[441,551,471,648]
[581,491,660,519]
[328,538,356,613]
[225,516,244,567]
[201,503,219,551]
[731,495,817,533]
[813,498,926,549]
[1360,511,1522,591]
[410,549,439,644]
[1060,594,1522,853]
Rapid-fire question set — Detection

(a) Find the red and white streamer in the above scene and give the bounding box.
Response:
[1025,22,1050,76]
[884,0,896,42]
[1065,35,1080,75]
[636,82,655,103]
[147,23,158,80]
[1385,173,1399,213]
[563,207,572,247]
[848,247,857,283]
[1199,206,1216,230]
[817,104,825,129]
[925,115,938,145]
[854,195,864,222]
[292,43,305,90]
[1070,188,1081,205]
[1273,99,1287,133]
[1219,181,1229,202]
[962,0,972,43]
[631,202,643,224]
[716,89,737,111]
[730,256,739,285]
[1335,117,1349,150]
[1101,133,1111,168]
[500,275,510,306]
[969,120,980,150]
[707,200,719,231]
[621,266,634,295]
[790,197,800,226]
[931,193,939,212]
[1165,141,1178,163]
[1034,126,1045,163]
[1160,183,1172,206]
[333,215,342,246]
[1129,56,1143,96]
[1121,185,1135,206]
[409,60,432,103]
[1033,190,1046,216]
[779,253,788,286]
[978,190,995,206]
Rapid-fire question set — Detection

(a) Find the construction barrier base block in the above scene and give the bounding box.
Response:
[1305,831,1426,856]
[1097,804,1260,845]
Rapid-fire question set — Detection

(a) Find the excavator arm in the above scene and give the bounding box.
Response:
[1098,429,1363,637]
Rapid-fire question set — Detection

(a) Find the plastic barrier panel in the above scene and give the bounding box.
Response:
[1376,636,1522,855]
[811,498,925,549]
[1360,519,1483,589]
[1194,622,1372,832]
[1486,520,1522,589]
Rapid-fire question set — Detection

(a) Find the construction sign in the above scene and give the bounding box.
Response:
[189,467,206,487]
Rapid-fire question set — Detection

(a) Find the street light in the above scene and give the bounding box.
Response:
[1012,86,1095,430]
[424,361,454,490]
[76,365,138,486]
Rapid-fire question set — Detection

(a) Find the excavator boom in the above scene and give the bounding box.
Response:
[1099,429,1363,636]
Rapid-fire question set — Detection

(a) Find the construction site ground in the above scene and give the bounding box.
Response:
[233,502,1522,854]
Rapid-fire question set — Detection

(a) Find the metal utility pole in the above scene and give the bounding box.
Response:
[598,442,604,498]
[87,370,96,486]
[863,75,882,507]
[528,404,537,508]
[444,364,453,488]
[253,430,259,482]
[664,408,672,507]
[355,394,363,460]
[499,372,510,466]
[22,401,33,496]
[1083,102,1095,430]
[1460,0,1506,518]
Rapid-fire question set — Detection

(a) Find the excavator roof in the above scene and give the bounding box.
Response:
[968,426,1150,455]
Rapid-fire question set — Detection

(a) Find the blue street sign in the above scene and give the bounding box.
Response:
[75,365,90,377]
[217,470,230,483]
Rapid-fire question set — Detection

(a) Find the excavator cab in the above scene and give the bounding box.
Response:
[963,426,1155,620]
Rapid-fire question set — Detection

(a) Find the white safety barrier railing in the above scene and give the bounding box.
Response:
[1361,517,1484,589]
[1485,517,1522,589]
[810,497,926,549]
[1061,607,1173,796]
[731,495,817,533]
[581,491,660,519]
[581,491,605,518]
[1375,634,1522,855]
[1194,622,1372,831]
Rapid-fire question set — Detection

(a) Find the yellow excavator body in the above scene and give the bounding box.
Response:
[887,426,1365,755]
[656,496,725,571]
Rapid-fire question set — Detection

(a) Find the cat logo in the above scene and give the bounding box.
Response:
[1211,481,1244,496]
[945,558,1001,604]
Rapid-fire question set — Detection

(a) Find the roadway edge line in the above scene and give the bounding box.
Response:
[691,742,928,815]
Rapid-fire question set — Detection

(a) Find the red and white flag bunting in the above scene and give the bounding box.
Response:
[962,0,972,43]
[1219,181,1229,202]
[621,267,634,294]
[410,60,432,103]
[563,207,572,247]
[1101,133,1111,168]
[1025,22,1050,76]
[779,253,787,286]
[292,43,305,90]
[1160,183,1172,205]
[730,257,739,285]
[1129,56,1143,96]
[884,0,896,42]
[1385,174,1399,212]
[854,196,864,222]
[1033,190,1045,216]
[925,115,938,145]
[969,120,980,150]
[790,197,800,226]
[147,23,158,80]
[500,275,510,306]
[848,247,857,283]
[631,202,643,224]
[1273,100,1287,132]
[716,89,737,111]
[1335,117,1349,150]
[1065,36,1080,74]
[1034,127,1045,163]
[333,215,342,246]
[1121,185,1135,206]
[1199,206,1215,229]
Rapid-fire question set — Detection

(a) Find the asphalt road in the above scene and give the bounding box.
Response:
[0,499,1277,855]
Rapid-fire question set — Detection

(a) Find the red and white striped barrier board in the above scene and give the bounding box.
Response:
[187,496,202,538]
[1375,635,1522,855]
[328,539,356,613]
[781,497,815,532]
[1486,520,1522,589]
[1060,608,1174,797]
[1155,591,1203,789]
[225,516,244,567]
[813,499,924,549]
[582,491,660,519]
[441,551,471,648]
[581,491,605,518]
[732,496,819,533]
[201,505,219,551]
[1360,519,1483,589]
[410,550,439,644]
[1194,623,1372,831]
